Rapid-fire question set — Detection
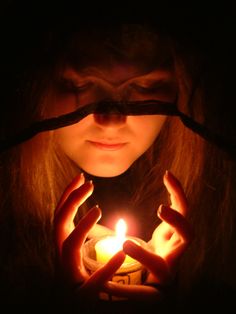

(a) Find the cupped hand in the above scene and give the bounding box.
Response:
[53,173,126,299]
[150,170,193,269]
[120,170,193,299]
[90,171,192,302]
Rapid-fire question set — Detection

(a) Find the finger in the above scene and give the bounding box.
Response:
[64,205,102,252]
[123,240,170,284]
[54,181,94,253]
[61,206,102,283]
[157,205,193,242]
[54,172,85,215]
[78,251,126,297]
[163,170,188,216]
[157,205,193,267]
[104,281,161,301]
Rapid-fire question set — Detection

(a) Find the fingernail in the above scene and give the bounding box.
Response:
[157,204,168,218]
[157,204,162,217]
[72,172,84,184]
[86,205,101,220]
[164,170,174,180]
[80,180,93,192]
[93,204,101,215]
[164,170,169,182]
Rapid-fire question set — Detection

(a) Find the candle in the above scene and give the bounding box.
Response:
[95,219,139,264]
[83,220,149,300]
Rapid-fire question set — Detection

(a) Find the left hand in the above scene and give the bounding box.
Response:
[117,170,193,300]
[149,171,193,271]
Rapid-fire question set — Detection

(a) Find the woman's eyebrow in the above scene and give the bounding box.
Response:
[61,67,176,90]
[62,68,86,81]
[133,69,175,81]
[121,70,176,89]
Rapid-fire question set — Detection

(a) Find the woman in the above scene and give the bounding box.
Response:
[0,14,236,313]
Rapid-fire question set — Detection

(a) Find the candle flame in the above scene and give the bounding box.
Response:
[115,219,127,241]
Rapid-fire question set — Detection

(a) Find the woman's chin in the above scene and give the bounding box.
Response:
[81,163,131,178]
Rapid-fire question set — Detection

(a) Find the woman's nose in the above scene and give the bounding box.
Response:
[93,113,126,126]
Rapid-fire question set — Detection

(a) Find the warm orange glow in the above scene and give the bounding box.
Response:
[115,218,127,242]
[95,218,136,264]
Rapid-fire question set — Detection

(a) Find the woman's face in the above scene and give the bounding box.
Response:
[51,27,176,177]
[54,62,176,177]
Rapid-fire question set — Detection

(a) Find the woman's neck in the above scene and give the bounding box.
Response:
[84,170,158,241]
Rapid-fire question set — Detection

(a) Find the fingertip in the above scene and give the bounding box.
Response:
[77,179,94,191]
[94,204,102,217]
[94,204,102,218]
[157,204,169,219]
[123,239,139,253]
[86,205,102,222]
[68,172,85,191]
[163,169,173,183]
[106,250,126,267]
[163,171,184,198]
[164,170,181,186]
[164,169,169,178]
[82,180,94,195]
[157,204,163,219]
[163,170,169,187]
[77,171,85,183]
[116,250,126,261]
[88,179,94,188]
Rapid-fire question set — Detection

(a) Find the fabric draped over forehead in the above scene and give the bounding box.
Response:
[0,23,235,159]
[0,98,235,159]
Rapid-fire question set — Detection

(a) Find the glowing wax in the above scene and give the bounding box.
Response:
[95,219,138,264]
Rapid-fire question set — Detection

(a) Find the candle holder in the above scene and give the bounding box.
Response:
[83,236,149,301]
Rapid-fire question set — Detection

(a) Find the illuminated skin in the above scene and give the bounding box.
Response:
[54,171,192,300]
[53,63,192,300]
[54,64,177,177]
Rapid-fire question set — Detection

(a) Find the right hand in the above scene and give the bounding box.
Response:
[53,173,126,300]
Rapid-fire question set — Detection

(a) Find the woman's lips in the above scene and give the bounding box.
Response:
[87,140,127,151]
